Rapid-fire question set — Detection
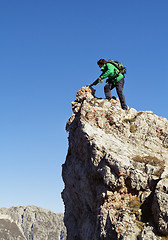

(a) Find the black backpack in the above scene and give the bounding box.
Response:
[107,59,126,75]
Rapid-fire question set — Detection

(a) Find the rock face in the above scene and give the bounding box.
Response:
[0,206,66,240]
[62,86,168,240]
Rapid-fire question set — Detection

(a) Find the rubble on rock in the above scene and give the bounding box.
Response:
[62,86,168,240]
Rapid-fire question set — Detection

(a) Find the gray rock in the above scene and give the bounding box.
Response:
[62,86,168,240]
[0,217,25,240]
[0,206,66,240]
[152,179,168,235]
[139,225,160,240]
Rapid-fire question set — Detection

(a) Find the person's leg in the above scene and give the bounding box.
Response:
[104,83,112,99]
[104,82,115,99]
[115,78,127,110]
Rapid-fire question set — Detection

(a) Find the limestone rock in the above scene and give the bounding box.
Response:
[0,206,66,240]
[152,179,168,235]
[62,86,168,240]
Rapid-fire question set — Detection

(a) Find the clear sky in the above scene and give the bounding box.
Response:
[0,0,168,213]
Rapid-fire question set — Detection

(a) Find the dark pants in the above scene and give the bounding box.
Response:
[104,78,127,110]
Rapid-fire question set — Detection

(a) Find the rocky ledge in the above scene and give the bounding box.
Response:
[0,206,66,240]
[62,86,168,240]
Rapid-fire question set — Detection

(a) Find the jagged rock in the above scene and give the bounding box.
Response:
[0,206,66,240]
[62,86,168,240]
[152,178,168,235]
[139,225,160,240]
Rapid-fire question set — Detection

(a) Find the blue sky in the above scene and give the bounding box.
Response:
[0,0,168,213]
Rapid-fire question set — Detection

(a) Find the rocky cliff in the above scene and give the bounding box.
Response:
[62,86,168,240]
[0,206,66,240]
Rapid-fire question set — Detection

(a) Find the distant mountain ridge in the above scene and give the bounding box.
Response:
[0,205,66,240]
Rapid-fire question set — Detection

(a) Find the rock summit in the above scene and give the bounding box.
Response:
[62,86,168,240]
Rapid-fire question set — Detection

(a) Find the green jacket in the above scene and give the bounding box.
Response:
[92,63,124,86]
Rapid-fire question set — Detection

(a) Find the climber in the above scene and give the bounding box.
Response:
[89,59,128,110]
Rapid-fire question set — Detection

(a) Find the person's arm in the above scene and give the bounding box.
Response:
[100,63,116,79]
[89,77,103,87]
[89,78,99,86]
